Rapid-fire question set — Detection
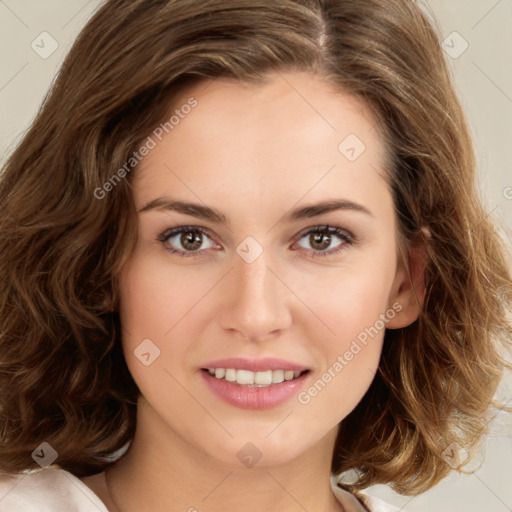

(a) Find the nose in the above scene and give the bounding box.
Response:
[217,247,293,343]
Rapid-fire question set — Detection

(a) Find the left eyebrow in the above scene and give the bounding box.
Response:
[284,199,373,221]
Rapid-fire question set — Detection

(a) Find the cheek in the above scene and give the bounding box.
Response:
[293,256,397,349]
[117,253,204,392]
[294,269,390,420]
[117,255,203,418]
[118,251,214,339]
[290,253,396,413]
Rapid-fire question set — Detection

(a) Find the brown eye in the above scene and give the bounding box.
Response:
[295,225,354,257]
[158,226,216,256]
[309,232,332,251]
[181,230,203,251]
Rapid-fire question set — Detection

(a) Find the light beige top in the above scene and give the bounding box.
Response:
[0,465,404,511]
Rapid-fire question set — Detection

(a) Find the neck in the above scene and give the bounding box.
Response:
[105,396,343,512]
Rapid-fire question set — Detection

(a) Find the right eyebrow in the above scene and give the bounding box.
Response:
[138,198,229,225]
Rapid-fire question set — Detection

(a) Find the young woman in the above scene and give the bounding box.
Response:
[0,1,510,511]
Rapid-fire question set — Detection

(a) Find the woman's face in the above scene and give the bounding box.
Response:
[118,71,417,468]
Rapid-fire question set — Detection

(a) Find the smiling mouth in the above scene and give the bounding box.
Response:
[201,368,310,387]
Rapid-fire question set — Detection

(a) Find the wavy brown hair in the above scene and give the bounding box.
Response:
[0,0,511,495]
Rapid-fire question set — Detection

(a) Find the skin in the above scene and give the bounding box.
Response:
[81,71,425,512]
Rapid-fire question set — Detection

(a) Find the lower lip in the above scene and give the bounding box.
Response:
[201,370,309,410]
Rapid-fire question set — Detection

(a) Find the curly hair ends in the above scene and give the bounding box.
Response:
[0,0,511,494]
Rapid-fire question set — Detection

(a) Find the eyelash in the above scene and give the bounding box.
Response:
[157,225,356,259]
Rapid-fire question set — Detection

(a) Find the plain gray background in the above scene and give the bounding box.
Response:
[0,1,511,511]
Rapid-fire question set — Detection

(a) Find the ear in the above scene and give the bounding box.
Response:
[386,231,429,329]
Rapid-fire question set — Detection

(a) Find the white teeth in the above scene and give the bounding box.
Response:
[206,368,304,387]
[236,369,254,385]
[225,368,237,382]
[254,370,272,386]
[272,369,285,383]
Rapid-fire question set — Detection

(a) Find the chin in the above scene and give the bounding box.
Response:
[204,433,316,470]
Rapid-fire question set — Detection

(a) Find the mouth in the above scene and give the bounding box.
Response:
[199,358,311,409]
[201,368,310,387]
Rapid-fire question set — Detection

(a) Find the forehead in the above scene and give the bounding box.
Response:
[133,72,391,216]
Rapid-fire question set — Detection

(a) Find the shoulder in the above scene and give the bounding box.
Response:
[0,465,108,511]
[359,493,406,512]
[332,482,406,512]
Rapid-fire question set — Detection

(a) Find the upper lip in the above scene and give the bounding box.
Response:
[201,357,309,373]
